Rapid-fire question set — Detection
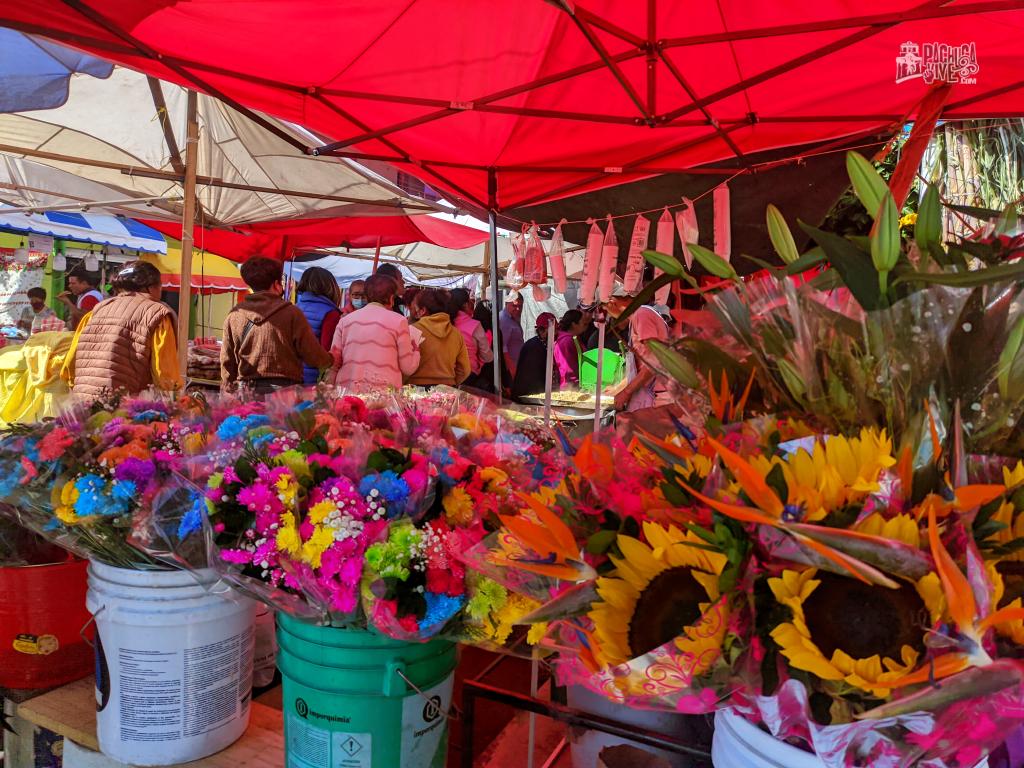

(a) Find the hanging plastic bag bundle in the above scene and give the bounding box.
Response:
[623,214,651,295]
[654,208,675,305]
[506,228,527,291]
[580,220,604,306]
[675,197,699,270]
[523,224,550,301]
[598,215,619,303]
[549,219,568,295]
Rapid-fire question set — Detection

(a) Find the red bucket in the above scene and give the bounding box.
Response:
[0,556,94,689]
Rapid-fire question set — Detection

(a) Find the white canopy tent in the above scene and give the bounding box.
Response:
[0,63,442,226]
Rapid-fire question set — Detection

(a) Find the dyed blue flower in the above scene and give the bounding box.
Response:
[420,593,465,632]
[294,401,315,412]
[0,469,20,498]
[111,480,137,505]
[360,471,410,517]
[132,409,165,423]
[244,414,270,429]
[177,491,206,540]
[216,416,246,441]
[430,448,458,486]
[24,438,40,463]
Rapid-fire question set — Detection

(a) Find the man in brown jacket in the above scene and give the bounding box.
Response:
[221,257,333,393]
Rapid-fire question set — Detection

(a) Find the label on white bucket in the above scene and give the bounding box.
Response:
[286,713,371,768]
[400,672,454,768]
[108,624,254,743]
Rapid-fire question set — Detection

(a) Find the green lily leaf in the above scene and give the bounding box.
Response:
[643,248,684,277]
[893,261,1024,288]
[800,221,882,310]
[648,340,700,388]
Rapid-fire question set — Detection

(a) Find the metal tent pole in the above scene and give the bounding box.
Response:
[593,314,606,432]
[487,169,502,397]
[176,89,198,374]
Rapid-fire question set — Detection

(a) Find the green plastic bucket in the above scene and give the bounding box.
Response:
[276,613,457,768]
[580,348,624,390]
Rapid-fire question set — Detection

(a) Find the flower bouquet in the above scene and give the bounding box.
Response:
[169,386,562,642]
[0,393,212,568]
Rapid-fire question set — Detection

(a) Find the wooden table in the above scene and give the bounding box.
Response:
[16,677,283,768]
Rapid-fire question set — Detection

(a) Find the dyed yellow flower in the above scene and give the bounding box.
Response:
[301,525,335,569]
[483,593,541,645]
[589,522,727,669]
[899,212,918,227]
[449,413,495,439]
[988,563,1024,644]
[443,486,475,526]
[478,466,509,492]
[275,472,299,509]
[308,500,337,526]
[276,512,301,557]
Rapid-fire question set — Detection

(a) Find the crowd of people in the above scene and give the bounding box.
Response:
[51,254,673,415]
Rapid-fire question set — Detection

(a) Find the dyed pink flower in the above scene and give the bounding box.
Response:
[220,549,253,565]
[38,427,74,461]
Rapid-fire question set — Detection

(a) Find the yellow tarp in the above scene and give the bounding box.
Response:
[142,240,246,293]
[0,331,73,426]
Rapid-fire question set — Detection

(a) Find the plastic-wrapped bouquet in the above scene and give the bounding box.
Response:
[177,387,560,641]
[0,393,211,568]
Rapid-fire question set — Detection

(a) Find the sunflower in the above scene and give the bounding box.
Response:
[748,429,895,522]
[589,521,727,669]
[770,566,944,699]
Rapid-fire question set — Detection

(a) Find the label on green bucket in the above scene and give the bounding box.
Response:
[287,712,371,768]
[400,673,453,768]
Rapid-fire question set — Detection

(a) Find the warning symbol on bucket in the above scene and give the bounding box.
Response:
[340,737,363,757]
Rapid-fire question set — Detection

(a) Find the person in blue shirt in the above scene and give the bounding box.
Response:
[295,267,342,385]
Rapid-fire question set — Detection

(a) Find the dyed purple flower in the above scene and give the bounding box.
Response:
[114,457,156,487]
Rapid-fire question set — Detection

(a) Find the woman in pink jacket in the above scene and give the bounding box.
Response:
[450,288,493,388]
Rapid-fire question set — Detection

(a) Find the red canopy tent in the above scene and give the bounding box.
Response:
[142,214,488,263]
[2,1,1023,211]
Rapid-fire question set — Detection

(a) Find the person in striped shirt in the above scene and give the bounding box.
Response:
[329,274,420,390]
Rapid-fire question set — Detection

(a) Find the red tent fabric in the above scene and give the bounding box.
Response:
[4,2,1022,209]
[142,215,487,262]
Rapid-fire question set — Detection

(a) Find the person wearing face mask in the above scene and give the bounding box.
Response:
[221,256,333,394]
[343,279,366,314]
[330,273,419,390]
[18,287,63,335]
[295,267,343,385]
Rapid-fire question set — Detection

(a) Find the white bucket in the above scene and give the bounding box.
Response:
[713,709,990,768]
[713,709,823,768]
[252,604,277,689]
[567,684,712,767]
[86,561,256,766]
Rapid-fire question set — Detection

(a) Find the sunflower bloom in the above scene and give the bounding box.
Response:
[589,522,727,669]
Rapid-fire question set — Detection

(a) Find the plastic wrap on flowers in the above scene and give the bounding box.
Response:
[0,393,212,569]
[168,387,556,640]
[728,673,1024,768]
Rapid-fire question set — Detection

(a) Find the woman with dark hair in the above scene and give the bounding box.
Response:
[408,288,470,388]
[471,300,508,393]
[553,309,589,389]
[450,287,493,389]
[61,261,182,397]
[295,267,343,385]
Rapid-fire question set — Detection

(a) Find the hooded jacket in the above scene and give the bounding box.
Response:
[409,313,470,387]
[221,291,333,387]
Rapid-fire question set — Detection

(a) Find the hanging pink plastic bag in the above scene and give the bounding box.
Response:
[623,214,651,294]
[714,183,732,261]
[549,219,568,295]
[654,207,674,305]
[523,223,548,286]
[580,219,603,306]
[598,215,618,303]
[506,228,526,290]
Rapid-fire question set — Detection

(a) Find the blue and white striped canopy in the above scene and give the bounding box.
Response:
[0,207,167,253]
